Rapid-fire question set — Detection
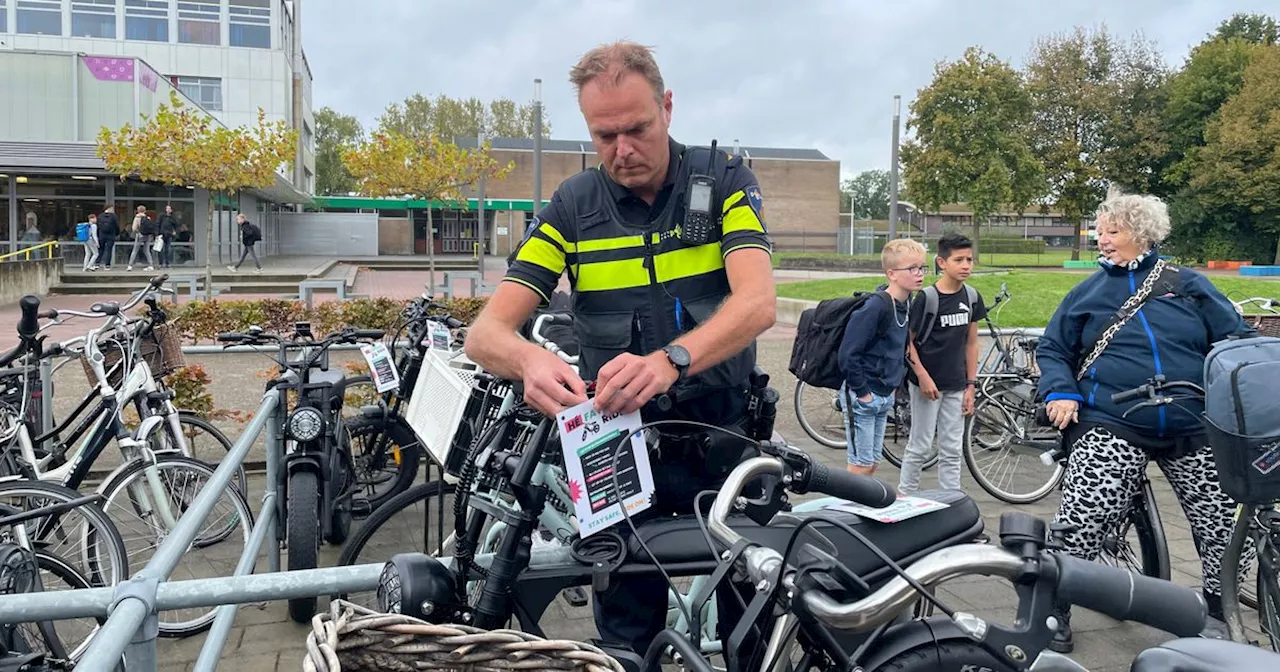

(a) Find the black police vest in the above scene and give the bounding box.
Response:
[556,147,755,402]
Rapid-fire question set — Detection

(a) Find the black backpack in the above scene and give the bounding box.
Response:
[788,288,891,390]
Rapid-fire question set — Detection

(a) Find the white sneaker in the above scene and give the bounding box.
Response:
[226,265,236,272]
[254,268,263,274]
[144,266,154,271]
[126,266,133,271]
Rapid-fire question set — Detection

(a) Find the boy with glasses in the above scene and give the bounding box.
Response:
[899,233,987,493]
[838,239,927,475]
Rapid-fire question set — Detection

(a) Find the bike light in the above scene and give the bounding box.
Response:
[286,406,324,442]
[377,553,461,623]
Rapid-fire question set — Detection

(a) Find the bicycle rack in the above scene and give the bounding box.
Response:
[0,386,390,672]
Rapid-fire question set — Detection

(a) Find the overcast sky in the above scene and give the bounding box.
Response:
[301,0,1275,180]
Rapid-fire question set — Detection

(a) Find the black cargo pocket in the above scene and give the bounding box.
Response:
[575,311,634,381]
[680,295,753,391]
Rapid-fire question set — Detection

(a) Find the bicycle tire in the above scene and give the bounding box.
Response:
[1098,483,1169,581]
[169,412,247,500]
[287,470,320,624]
[871,639,1016,672]
[0,480,130,590]
[794,381,844,449]
[962,396,1063,504]
[1257,549,1280,651]
[343,414,423,514]
[29,548,103,664]
[97,454,254,637]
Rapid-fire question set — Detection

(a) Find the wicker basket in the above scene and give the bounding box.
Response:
[80,322,186,388]
[1248,314,1280,338]
[302,600,625,672]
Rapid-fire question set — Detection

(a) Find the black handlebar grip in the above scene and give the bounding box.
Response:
[804,461,897,508]
[1055,554,1206,637]
[17,296,40,338]
[217,332,246,343]
[44,342,64,358]
[37,309,57,320]
[90,302,119,317]
[352,329,385,340]
[445,316,465,329]
[1035,406,1054,427]
[1110,386,1148,405]
[149,273,169,287]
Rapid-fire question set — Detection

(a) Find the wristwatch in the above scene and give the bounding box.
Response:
[661,344,691,381]
[965,379,977,388]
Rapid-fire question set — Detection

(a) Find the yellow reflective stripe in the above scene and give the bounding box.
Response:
[578,235,644,253]
[516,236,566,273]
[576,258,649,291]
[502,276,550,301]
[722,207,764,235]
[723,242,772,258]
[538,223,575,252]
[654,243,723,283]
[722,189,746,213]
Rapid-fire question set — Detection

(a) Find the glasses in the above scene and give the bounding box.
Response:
[891,265,928,276]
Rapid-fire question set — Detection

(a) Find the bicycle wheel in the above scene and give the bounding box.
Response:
[872,638,1017,672]
[97,455,254,637]
[881,390,932,469]
[287,470,320,624]
[343,414,423,514]
[26,548,104,664]
[1095,482,1170,581]
[334,479,458,610]
[0,480,129,590]
[962,396,1063,504]
[793,382,844,448]
[1257,541,1280,651]
[166,412,247,500]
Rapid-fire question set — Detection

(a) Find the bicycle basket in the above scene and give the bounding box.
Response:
[403,350,479,481]
[1247,314,1280,339]
[443,375,512,478]
[302,599,624,672]
[80,322,185,388]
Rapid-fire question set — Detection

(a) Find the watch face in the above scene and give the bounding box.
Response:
[667,345,691,367]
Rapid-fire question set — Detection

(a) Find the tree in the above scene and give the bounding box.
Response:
[314,107,364,196]
[1162,38,1263,187]
[840,169,892,220]
[900,47,1044,262]
[1190,45,1280,264]
[377,93,551,141]
[98,91,296,298]
[1023,26,1170,260]
[1209,12,1279,45]
[343,131,515,278]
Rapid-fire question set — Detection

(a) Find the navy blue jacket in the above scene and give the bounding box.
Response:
[1036,253,1249,438]
[838,292,909,398]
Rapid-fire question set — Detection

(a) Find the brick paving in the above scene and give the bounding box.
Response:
[2,264,1268,671]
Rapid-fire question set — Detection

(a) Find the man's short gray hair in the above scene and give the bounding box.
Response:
[1094,186,1171,248]
[569,40,665,104]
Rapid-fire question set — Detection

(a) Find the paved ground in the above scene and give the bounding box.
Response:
[8,265,1268,671]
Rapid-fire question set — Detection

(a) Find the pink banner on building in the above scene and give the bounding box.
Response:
[82,57,136,83]
[138,65,159,93]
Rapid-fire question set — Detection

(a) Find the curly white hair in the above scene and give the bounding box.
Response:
[1094,186,1171,248]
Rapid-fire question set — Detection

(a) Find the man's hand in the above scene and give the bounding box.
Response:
[918,374,940,401]
[522,348,588,417]
[963,386,975,416]
[857,393,873,404]
[595,352,679,415]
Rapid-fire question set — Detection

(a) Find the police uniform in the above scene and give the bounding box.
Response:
[504,137,772,659]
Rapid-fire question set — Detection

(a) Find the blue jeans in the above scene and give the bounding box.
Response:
[841,384,893,467]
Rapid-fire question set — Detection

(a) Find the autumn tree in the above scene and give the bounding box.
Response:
[97,91,297,298]
[1209,12,1279,45]
[1190,45,1280,264]
[840,169,893,220]
[1023,26,1171,259]
[900,47,1044,262]
[314,106,364,195]
[377,93,551,141]
[343,131,514,278]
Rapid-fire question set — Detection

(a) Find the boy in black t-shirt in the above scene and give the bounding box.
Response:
[899,233,987,493]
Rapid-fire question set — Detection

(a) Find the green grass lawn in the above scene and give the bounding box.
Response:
[775,270,1280,327]
[774,250,1077,269]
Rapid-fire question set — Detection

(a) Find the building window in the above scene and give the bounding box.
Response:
[125,0,170,42]
[0,0,8,33]
[16,0,62,35]
[229,0,271,49]
[71,0,117,38]
[171,76,223,111]
[177,0,220,45]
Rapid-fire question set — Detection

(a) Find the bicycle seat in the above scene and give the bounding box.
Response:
[1129,637,1280,671]
[626,489,983,588]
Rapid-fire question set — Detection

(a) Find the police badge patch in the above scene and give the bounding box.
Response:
[746,186,764,220]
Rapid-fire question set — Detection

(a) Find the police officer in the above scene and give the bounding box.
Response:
[465,40,777,664]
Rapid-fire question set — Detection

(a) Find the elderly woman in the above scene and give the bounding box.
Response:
[1036,188,1250,653]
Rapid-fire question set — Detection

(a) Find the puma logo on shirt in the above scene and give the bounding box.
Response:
[939,303,972,328]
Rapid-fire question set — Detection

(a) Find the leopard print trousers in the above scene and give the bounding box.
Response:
[1053,426,1248,596]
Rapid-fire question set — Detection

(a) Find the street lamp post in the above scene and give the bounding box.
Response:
[532,79,543,222]
[888,95,901,241]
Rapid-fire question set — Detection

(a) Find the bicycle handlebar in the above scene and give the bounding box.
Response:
[1055,553,1206,638]
[1110,377,1205,405]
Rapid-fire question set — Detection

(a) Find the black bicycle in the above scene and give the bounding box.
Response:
[217,322,384,623]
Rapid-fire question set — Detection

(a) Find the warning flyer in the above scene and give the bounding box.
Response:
[555,399,655,537]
